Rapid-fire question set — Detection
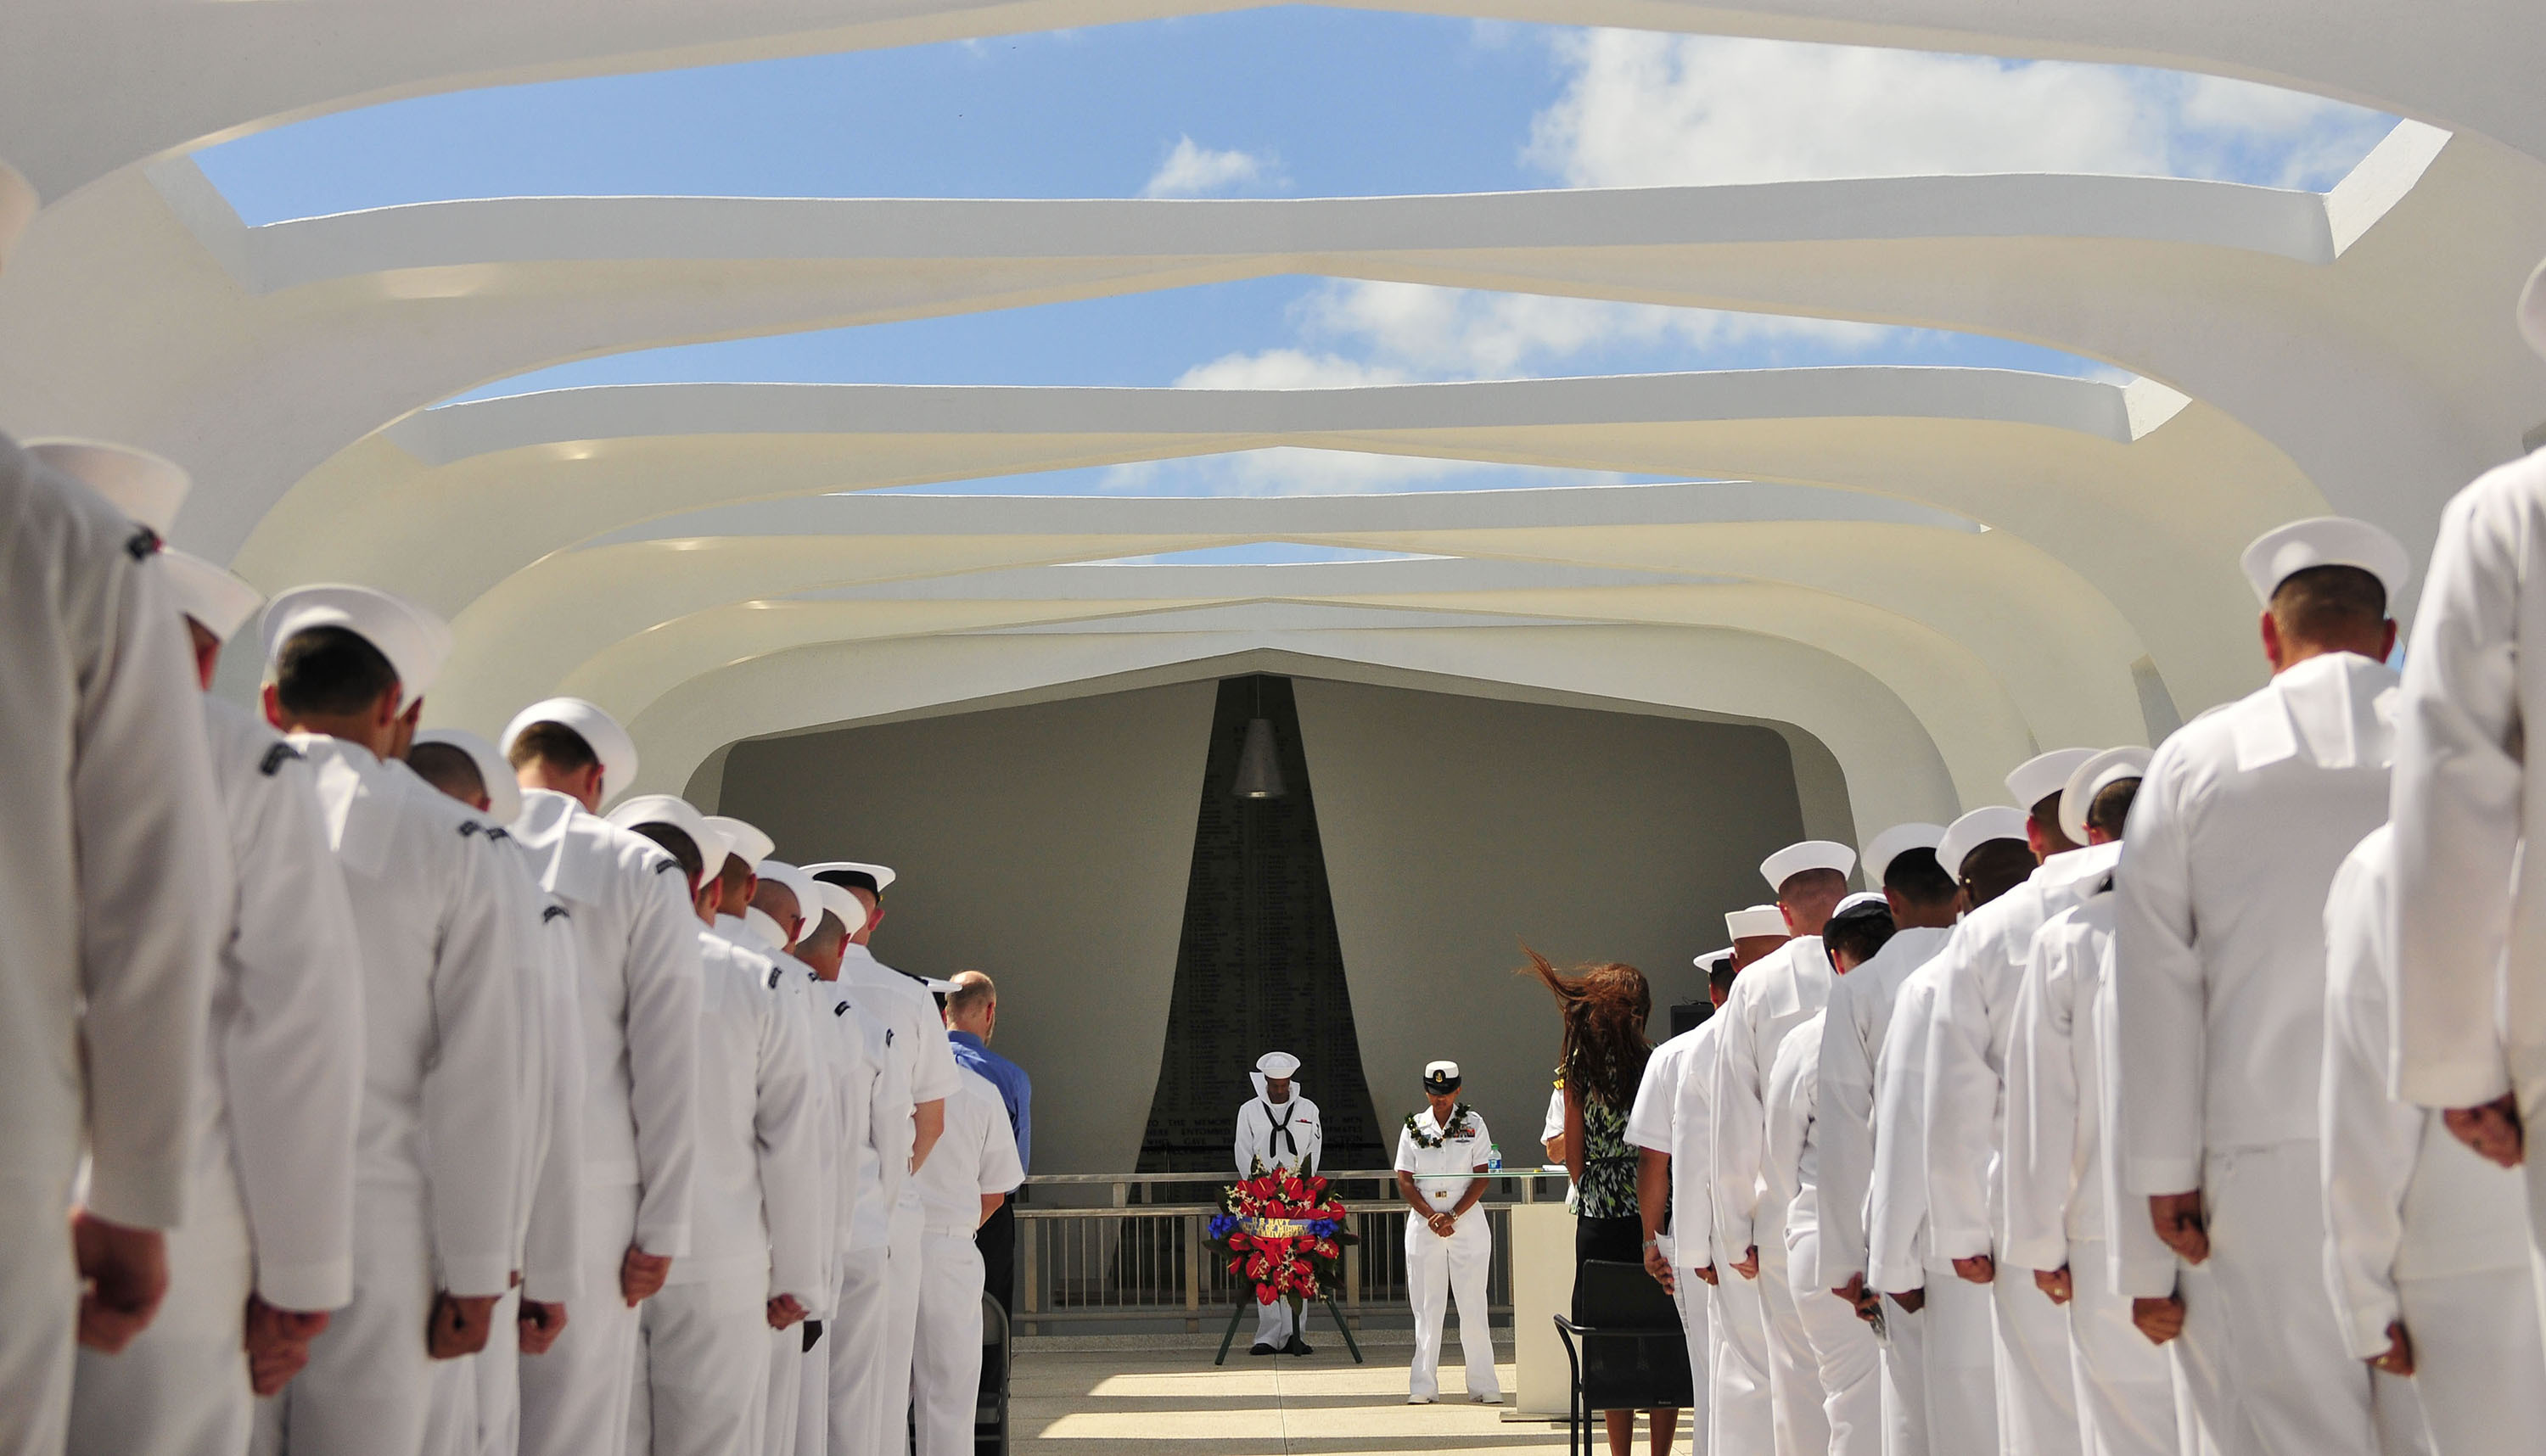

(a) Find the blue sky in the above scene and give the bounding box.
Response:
[198,8,2396,498]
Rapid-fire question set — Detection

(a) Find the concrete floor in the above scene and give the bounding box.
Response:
[1007,1344,1586,1455]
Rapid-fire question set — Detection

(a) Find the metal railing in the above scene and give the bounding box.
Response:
[1012,1168,1567,1335]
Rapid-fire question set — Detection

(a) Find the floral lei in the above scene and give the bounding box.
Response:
[1208,1164,1352,1305]
[1404,1103,1477,1148]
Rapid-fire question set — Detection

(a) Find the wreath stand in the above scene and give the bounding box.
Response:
[1214,1289,1364,1366]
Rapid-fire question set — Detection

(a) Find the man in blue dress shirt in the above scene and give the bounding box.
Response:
[945,972,1030,1313]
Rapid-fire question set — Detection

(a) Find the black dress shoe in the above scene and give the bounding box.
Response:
[1284,1336,1314,1357]
[1249,1342,1279,1356]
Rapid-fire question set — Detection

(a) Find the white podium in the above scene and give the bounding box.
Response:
[1506,1201,1577,1418]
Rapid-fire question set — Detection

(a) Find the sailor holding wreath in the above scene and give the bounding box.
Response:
[1394,1061,1500,1405]
[1235,1051,1323,1355]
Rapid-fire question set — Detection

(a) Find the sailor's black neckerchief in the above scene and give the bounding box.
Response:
[1264,1097,1301,1162]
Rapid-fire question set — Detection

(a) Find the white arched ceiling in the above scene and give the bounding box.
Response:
[626,623,1961,838]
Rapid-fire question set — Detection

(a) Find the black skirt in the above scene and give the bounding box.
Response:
[1575,1212,1643,1267]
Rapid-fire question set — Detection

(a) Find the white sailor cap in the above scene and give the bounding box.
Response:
[1862,822,1944,888]
[1937,806,2030,880]
[0,160,34,276]
[811,882,869,938]
[1693,949,1735,973]
[2006,748,2098,813]
[2059,746,2153,847]
[1759,840,1856,893]
[1256,1051,1301,1078]
[29,439,267,642]
[1725,904,1787,939]
[414,727,523,828]
[754,860,820,922]
[805,861,898,896]
[1831,890,1890,920]
[606,794,726,875]
[2240,518,2410,608]
[262,585,452,713]
[502,697,640,805]
[1422,1060,1461,1089]
[704,815,774,872]
[2520,256,2546,362]
[921,977,959,995]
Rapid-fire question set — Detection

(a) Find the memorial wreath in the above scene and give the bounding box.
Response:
[1208,1164,1353,1305]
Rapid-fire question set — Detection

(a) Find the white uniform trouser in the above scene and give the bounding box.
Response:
[420,1343,479,1456]
[911,1230,985,1456]
[1253,1294,1304,1349]
[0,1174,77,1456]
[2169,1261,2247,1456]
[253,1191,435,1456]
[2397,1267,2544,1456]
[632,1275,773,1456]
[520,1182,642,1456]
[1757,1209,1830,1456]
[1921,1261,1999,1456]
[1665,1259,1709,1445]
[764,1322,802,1456]
[822,1245,891,1456]
[1788,1224,1880,1456]
[1876,1296,1929,1456]
[1711,1257,1778,1455]
[2204,1144,2378,1456]
[2063,1238,2179,1456]
[1995,1254,2086,1456]
[68,1212,253,1456]
[1405,1209,1496,1400]
[476,1289,525,1456]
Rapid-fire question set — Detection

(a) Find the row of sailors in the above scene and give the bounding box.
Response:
[1625,507,2545,1456]
[3,430,1022,1456]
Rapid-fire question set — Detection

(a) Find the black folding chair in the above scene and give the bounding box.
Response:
[976,1291,1011,1456]
[1551,1260,1693,1456]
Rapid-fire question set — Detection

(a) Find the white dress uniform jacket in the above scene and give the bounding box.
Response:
[633,928,822,1456]
[2322,828,2543,1456]
[2112,649,2398,1456]
[1817,926,1951,1289]
[71,698,365,1456]
[908,1065,1023,1456]
[804,975,900,1456]
[2387,450,2546,1264]
[2004,889,2184,1456]
[266,736,525,1456]
[509,788,701,1456]
[0,435,227,1453]
[1235,1090,1324,1179]
[1769,1011,1881,1456]
[1395,1106,1499,1403]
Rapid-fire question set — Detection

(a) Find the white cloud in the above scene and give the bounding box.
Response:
[1141,136,1274,198]
[1171,348,1408,389]
[1525,31,2393,192]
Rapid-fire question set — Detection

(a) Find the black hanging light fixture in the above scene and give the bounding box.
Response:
[1231,676,1287,800]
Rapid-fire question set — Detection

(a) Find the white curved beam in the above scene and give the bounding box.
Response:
[622,621,1965,838]
[6,0,2541,200]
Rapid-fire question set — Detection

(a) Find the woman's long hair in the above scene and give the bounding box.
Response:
[1517,948,1652,1113]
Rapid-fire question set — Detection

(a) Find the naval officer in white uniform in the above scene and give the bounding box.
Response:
[56,445,364,1456]
[2112,517,2411,1456]
[1628,945,1740,1456]
[0,434,227,1453]
[504,698,703,1456]
[1395,1061,1499,1406]
[254,585,527,1456]
[907,1050,1024,1456]
[1234,1051,1324,1356]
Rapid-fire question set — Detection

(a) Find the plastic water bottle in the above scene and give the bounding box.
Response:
[1487,1143,1504,1172]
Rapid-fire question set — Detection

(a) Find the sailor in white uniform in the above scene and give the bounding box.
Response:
[1870,809,2035,1456]
[610,800,823,1456]
[1234,1051,1324,1355]
[908,1056,1024,1456]
[2387,265,2546,1338]
[253,586,526,1456]
[504,698,703,1456]
[406,727,586,1456]
[1627,948,1739,1454]
[56,445,363,1456]
[1816,824,1954,1456]
[2000,751,2190,1456]
[1395,1062,1499,1405]
[804,864,951,1456]
[2111,518,2411,1456]
[1713,839,1855,1455]
[2322,826,2540,1456]
[1924,750,2118,1456]
[1769,894,1894,1456]
[0,434,227,1454]
[1700,907,1793,1456]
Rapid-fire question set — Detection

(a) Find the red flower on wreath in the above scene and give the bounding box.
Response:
[1209,1164,1354,1308]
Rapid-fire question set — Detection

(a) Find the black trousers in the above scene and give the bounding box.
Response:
[978,1195,1018,1316]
